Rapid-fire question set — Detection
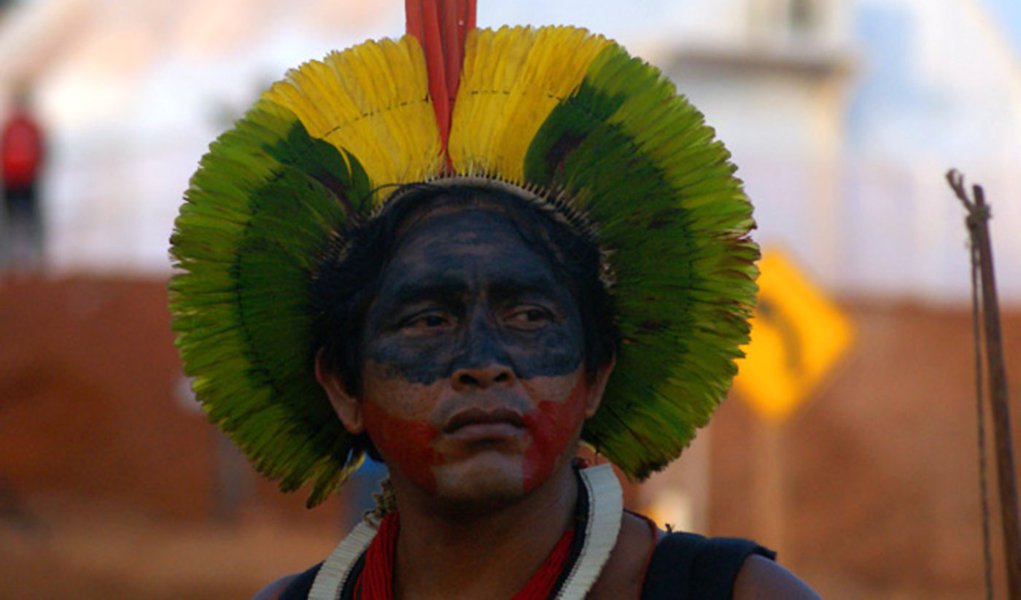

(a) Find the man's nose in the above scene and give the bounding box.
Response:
[450,312,516,390]
[451,363,515,391]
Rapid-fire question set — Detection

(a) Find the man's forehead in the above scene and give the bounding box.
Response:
[392,189,533,235]
[395,207,530,252]
[390,214,555,275]
[382,209,562,295]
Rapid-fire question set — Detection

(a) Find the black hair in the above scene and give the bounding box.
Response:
[313,180,620,398]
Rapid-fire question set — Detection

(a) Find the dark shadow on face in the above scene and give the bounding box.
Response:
[361,208,585,385]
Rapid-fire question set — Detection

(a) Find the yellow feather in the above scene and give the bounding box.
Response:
[264,37,443,205]
[449,26,611,182]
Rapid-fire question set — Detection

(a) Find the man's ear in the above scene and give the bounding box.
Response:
[315,350,364,434]
[584,355,616,418]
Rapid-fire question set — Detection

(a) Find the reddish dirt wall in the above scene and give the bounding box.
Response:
[0,276,212,519]
[711,300,1021,598]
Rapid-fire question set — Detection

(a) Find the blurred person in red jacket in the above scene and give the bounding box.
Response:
[1,85,46,275]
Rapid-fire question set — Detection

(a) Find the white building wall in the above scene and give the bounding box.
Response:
[12,0,400,275]
[846,0,1021,302]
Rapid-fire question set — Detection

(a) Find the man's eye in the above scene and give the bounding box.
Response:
[506,307,552,329]
[403,313,452,331]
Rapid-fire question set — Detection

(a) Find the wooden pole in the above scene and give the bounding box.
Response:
[756,420,784,555]
[947,170,1021,599]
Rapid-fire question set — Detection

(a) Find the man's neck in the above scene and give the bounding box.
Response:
[389,462,579,600]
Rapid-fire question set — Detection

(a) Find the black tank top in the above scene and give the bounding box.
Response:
[278,532,774,599]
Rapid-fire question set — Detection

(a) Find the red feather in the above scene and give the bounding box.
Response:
[405,0,477,165]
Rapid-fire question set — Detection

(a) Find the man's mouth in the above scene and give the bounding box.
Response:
[442,406,526,437]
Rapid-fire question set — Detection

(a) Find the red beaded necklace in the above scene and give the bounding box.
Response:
[353,511,577,600]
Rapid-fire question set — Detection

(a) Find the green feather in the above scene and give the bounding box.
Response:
[169,99,370,506]
[524,41,758,479]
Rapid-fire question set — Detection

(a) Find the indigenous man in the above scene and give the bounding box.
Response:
[169,2,820,598]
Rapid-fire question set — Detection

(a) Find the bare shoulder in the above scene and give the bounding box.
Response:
[587,511,657,599]
[733,555,821,599]
[251,573,300,600]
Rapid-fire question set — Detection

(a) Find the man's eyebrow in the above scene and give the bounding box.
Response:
[388,277,468,306]
[487,274,559,301]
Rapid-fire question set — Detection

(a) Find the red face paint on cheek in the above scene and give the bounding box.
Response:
[362,400,443,494]
[521,378,590,492]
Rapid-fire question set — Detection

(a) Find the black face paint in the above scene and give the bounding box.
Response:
[360,208,585,385]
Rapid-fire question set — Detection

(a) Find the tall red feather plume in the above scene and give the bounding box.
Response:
[406,0,476,165]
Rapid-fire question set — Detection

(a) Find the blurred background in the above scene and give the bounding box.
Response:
[1,0,1019,597]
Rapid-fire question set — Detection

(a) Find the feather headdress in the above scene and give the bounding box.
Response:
[169,0,758,506]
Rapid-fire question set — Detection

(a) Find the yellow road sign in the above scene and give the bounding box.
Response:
[733,248,853,421]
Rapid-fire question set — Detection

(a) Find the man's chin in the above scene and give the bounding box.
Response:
[431,454,527,510]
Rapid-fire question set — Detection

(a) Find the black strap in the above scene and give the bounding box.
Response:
[640,532,776,600]
[278,554,369,600]
[278,562,322,600]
